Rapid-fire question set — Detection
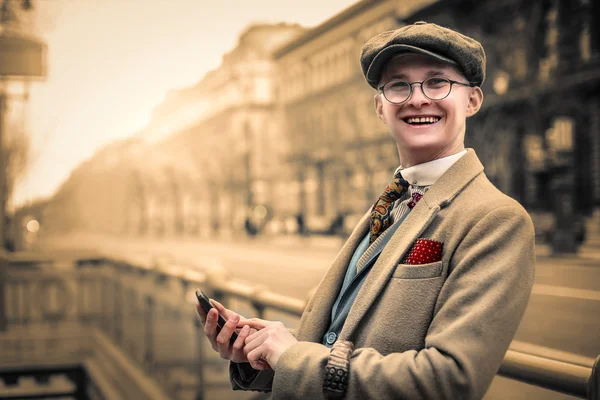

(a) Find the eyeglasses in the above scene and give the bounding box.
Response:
[378,77,472,104]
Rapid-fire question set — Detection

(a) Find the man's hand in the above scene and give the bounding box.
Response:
[243,318,298,370]
[195,298,253,363]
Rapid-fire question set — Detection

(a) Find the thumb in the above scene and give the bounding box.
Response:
[210,299,244,320]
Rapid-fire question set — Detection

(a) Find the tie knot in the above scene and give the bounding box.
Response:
[379,172,408,202]
[369,169,409,244]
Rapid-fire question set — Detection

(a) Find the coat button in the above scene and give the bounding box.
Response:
[326,332,337,345]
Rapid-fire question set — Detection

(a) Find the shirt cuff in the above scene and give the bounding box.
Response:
[229,362,274,392]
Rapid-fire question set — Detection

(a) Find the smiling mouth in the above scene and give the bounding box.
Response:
[403,116,441,125]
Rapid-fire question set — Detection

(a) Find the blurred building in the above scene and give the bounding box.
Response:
[29,23,305,242]
[23,0,600,254]
[274,0,436,233]
[39,138,174,237]
[274,0,600,249]
[426,0,600,253]
[145,23,306,237]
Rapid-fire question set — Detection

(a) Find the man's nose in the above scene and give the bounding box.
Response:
[405,83,431,108]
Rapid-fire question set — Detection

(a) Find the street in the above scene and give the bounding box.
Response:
[36,233,600,399]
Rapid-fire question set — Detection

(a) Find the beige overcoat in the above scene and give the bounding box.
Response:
[231,149,536,399]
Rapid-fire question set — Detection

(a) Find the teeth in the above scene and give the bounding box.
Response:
[406,117,440,124]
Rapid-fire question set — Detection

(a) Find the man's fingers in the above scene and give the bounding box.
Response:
[203,309,219,350]
[257,359,271,370]
[204,308,218,335]
[241,318,271,330]
[211,299,245,321]
[216,314,240,357]
[243,328,267,351]
[195,303,207,321]
[210,299,232,317]
[247,347,268,370]
[231,325,250,354]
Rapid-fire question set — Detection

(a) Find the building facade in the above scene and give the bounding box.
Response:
[28,0,600,254]
[33,23,305,240]
[416,0,600,251]
[273,0,600,250]
[151,23,305,237]
[274,0,438,233]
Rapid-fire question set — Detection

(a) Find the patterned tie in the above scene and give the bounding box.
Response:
[369,170,409,244]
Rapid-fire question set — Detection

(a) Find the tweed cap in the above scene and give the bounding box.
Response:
[361,21,486,89]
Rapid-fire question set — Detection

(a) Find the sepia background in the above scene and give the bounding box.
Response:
[1,0,599,399]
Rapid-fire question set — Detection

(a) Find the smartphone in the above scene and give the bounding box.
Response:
[196,289,238,342]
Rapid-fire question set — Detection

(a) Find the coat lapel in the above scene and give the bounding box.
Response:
[299,209,371,342]
[339,149,485,341]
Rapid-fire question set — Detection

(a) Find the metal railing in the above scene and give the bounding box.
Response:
[193,255,600,399]
[1,251,598,399]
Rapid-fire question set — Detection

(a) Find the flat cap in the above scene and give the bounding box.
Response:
[360,21,486,89]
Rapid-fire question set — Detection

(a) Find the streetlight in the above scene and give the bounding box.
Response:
[0,0,46,249]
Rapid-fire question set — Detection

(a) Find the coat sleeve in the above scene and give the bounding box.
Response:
[271,204,536,399]
[229,362,274,392]
[228,328,298,391]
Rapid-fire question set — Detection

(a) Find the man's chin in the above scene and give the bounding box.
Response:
[397,139,442,153]
[397,141,446,160]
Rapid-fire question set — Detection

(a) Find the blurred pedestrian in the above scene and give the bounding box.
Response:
[196,21,535,399]
[328,212,345,237]
[296,213,306,236]
[244,217,258,237]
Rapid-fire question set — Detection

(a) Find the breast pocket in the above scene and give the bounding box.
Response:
[392,261,443,279]
[355,260,445,354]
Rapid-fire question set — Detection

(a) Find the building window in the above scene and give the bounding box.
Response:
[580,15,591,61]
[539,3,559,82]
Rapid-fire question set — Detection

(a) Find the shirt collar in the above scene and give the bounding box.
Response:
[394,150,467,186]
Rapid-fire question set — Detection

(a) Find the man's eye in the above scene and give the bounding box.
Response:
[388,81,409,89]
[426,78,448,86]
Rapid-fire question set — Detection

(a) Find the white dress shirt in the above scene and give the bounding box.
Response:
[389,150,467,223]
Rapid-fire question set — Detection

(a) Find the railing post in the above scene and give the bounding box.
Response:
[113,277,122,345]
[253,302,266,320]
[76,271,84,323]
[127,287,138,361]
[0,253,7,332]
[102,273,111,334]
[67,367,89,400]
[589,355,600,400]
[144,295,154,372]
[194,317,204,400]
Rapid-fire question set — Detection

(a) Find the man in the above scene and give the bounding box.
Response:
[197,21,535,399]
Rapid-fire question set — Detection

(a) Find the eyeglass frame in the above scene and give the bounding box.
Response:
[377,77,473,104]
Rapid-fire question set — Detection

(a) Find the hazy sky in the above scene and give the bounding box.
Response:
[10,0,360,207]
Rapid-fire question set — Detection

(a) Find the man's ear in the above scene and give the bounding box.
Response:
[374,93,385,122]
[466,86,484,117]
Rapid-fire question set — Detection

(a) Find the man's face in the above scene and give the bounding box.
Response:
[375,53,483,166]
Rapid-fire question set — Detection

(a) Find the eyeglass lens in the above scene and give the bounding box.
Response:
[383,78,452,103]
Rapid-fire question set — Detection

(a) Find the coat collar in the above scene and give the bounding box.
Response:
[417,148,484,209]
[398,149,468,186]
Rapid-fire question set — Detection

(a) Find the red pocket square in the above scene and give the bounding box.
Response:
[403,239,443,265]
